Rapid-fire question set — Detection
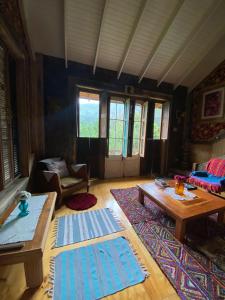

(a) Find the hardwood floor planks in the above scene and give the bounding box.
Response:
[0,178,179,300]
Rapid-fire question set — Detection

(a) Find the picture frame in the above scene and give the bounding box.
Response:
[201,87,224,120]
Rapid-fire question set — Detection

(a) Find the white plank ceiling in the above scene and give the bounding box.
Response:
[23,0,225,90]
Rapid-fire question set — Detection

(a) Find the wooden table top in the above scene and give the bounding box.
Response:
[137,181,225,221]
[0,192,56,265]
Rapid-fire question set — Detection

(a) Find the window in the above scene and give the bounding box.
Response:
[153,103,162,139]
[0,44,20,188]
[108,100,125,155]
[79,91,100,138]
[132,103,142,155]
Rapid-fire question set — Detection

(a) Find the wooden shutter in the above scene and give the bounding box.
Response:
[0,44,13,185]
[9,56,20,177]
[11,93,20,177]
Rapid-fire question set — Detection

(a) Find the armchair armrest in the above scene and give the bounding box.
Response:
[69,163,88,181]
[192,163,198,171]
[41,170,62,196]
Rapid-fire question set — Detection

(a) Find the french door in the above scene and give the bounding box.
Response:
[105,97,147,178]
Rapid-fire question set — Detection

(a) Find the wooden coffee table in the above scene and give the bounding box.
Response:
[0,192,56,288]
[137,182,225,242]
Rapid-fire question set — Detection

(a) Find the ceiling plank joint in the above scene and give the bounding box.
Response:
[174,0,224,89]
[157,0,223,87]
[138,0,185,84]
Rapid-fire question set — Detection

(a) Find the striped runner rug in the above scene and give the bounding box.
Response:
[53,208,124,247]
[48,237,149,299]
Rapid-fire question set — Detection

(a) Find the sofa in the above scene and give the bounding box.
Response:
[189,157,225,193]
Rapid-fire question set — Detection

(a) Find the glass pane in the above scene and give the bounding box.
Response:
[109,119,116,138]
[116,120,124,139]
[133,121,141,139]
[134,104,142,121]
[153,103,162,139]
[109,100,125,156]
[132,139,139,155]
[116,102,124,120]
[79,94,99,138]
[116,138,123,155]
[110,102,117,119]
[109,138,116,155]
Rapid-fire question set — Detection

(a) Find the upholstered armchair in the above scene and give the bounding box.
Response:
[38,158,89,207]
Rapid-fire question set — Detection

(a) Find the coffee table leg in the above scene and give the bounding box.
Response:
[24,257,43,288]
[175,219,186,243]
[138,189,144,205]
[217,211,225,223]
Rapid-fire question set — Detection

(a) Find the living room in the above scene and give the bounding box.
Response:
[0,0,225,299]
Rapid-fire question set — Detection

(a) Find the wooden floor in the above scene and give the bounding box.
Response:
[0,178,180,300]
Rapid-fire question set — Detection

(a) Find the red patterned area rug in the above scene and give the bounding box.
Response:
[111,187,225,300]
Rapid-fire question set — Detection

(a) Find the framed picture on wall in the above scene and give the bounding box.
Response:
[201,87,224,120]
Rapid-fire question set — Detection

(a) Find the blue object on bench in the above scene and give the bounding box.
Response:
[191,171,208,177]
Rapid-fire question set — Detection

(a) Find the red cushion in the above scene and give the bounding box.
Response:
[65,193,97,210]
[206,158,225,177]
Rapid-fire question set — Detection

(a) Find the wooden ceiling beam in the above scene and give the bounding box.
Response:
[64,0,68,68]
[117,0,149,80]
[157,0,223,87]
[93,0,109,75]
[138,0,185,84]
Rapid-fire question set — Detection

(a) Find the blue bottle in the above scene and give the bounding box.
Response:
[18,199,29,217]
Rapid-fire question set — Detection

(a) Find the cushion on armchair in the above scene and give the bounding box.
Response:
[192,171,208,177]
[47,160,69,178]
[61,177,83,188]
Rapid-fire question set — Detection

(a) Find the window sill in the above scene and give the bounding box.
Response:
[0,177,29,216]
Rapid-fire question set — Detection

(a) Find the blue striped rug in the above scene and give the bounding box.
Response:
[48,237,149,299]
[54,208,124,247]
